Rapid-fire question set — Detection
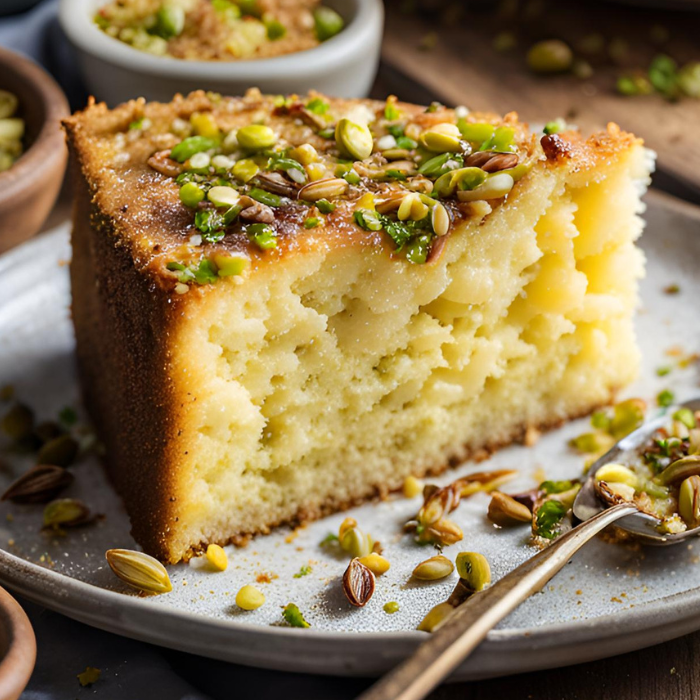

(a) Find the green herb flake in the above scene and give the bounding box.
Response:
[318,126,335,139]
[387,124,404,139]
[315,199,335,214]
[656,366,672,377]
[58,406,78,427]
[282,603,310,628]
[658,389,675,408]
[353,209,383,232]
[534,500,568,540]
[248,187,283,207]
[247,223,278,250]
[384,169,407,181]
[294,565,313,578]
[320,532,338,546]
[540,480,574,495]
[128,117,148,131]
[306,97,329,115]
[170,136,219,163]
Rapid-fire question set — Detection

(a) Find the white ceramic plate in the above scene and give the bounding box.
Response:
[1,191,699,681]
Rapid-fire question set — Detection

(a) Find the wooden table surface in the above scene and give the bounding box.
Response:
[377,0,700,201]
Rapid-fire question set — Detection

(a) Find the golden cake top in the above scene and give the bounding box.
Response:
[64,89,640,292]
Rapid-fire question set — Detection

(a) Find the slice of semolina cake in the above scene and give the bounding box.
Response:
[64,90,652,563]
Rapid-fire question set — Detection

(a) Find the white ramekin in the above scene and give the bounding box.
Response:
[59,0,384,106]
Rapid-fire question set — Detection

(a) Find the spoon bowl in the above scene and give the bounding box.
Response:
[573,397,700,545]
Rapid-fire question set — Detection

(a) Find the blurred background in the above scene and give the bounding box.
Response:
[2,1,700,698]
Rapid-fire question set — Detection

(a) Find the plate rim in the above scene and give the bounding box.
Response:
[3,189,700,679]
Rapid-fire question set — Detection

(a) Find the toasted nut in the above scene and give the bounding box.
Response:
[340,527,373,558]
[335,119,374,160]
[239,200,275,224]
[342,558,375,607]
[656,455,700,486]
[236,584,265,610]
[488,492,532,526]
[417,602,455,632]
[237,125,277,150]
[1,403,34,441]
[456,552,491,592]
[232,158,259,183]
[609,398,646,439]
[595,463,638,488]
[398,193,421,221]
[465,151,519,173]
[419,127,462,153]
[375,194,405,215]
[358,552,390,575]
[43,498,91,528]
[1,464,74,504]
[412,555,454,581]
[420,518,463,546]
[299,177,349,201]
[37,434,79,468]
[403,475,425,498]
[431,201,450,236]
[305,162,327,181]
[106,548,173,595]
[205,544,228,571]
[457,173,514,202]
[679,476,700,527]
[289,143,319,166]
[147,150,184,177]
[207,186,240,208]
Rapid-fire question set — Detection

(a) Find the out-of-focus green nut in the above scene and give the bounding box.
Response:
[156,4,185,38]
[609,398,646,439]
[679,475,700,528]
[455,552,491,592]
[1,403,34,441]
[236,125,277,151]
[527,40,574,73]
[38,434,79,468]
[335,119,374,161]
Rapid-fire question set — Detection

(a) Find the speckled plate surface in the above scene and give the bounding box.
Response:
[0,191,699,680]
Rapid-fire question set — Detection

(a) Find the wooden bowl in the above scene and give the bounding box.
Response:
[0,47,69,254]
[0,587,35,700]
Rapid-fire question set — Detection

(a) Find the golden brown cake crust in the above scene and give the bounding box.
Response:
[65,91,645,563]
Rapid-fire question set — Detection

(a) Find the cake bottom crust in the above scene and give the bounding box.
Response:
[171,397,614,563]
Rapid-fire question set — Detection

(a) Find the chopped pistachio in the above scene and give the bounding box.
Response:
[313,6,344,41]
[282,602,310,627]
[527,40,573,74]
[294,564,312,578]
[383,601,400,614]
[658,389,675,408]
[237,124,277,151]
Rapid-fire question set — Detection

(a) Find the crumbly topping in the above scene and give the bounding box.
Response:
[63,89,640,292]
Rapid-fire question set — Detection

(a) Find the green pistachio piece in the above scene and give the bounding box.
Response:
[236,125,277,151]
[335,119,374,161]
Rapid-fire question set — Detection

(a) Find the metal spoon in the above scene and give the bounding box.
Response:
[358,399,700,700]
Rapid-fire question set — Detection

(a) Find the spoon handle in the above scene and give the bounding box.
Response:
[357,502,638,700]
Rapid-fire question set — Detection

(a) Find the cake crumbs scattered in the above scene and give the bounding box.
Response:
[256,572,278,584]
[77,667,101,687]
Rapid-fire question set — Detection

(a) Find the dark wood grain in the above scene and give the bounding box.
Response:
[377,0,700,197]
